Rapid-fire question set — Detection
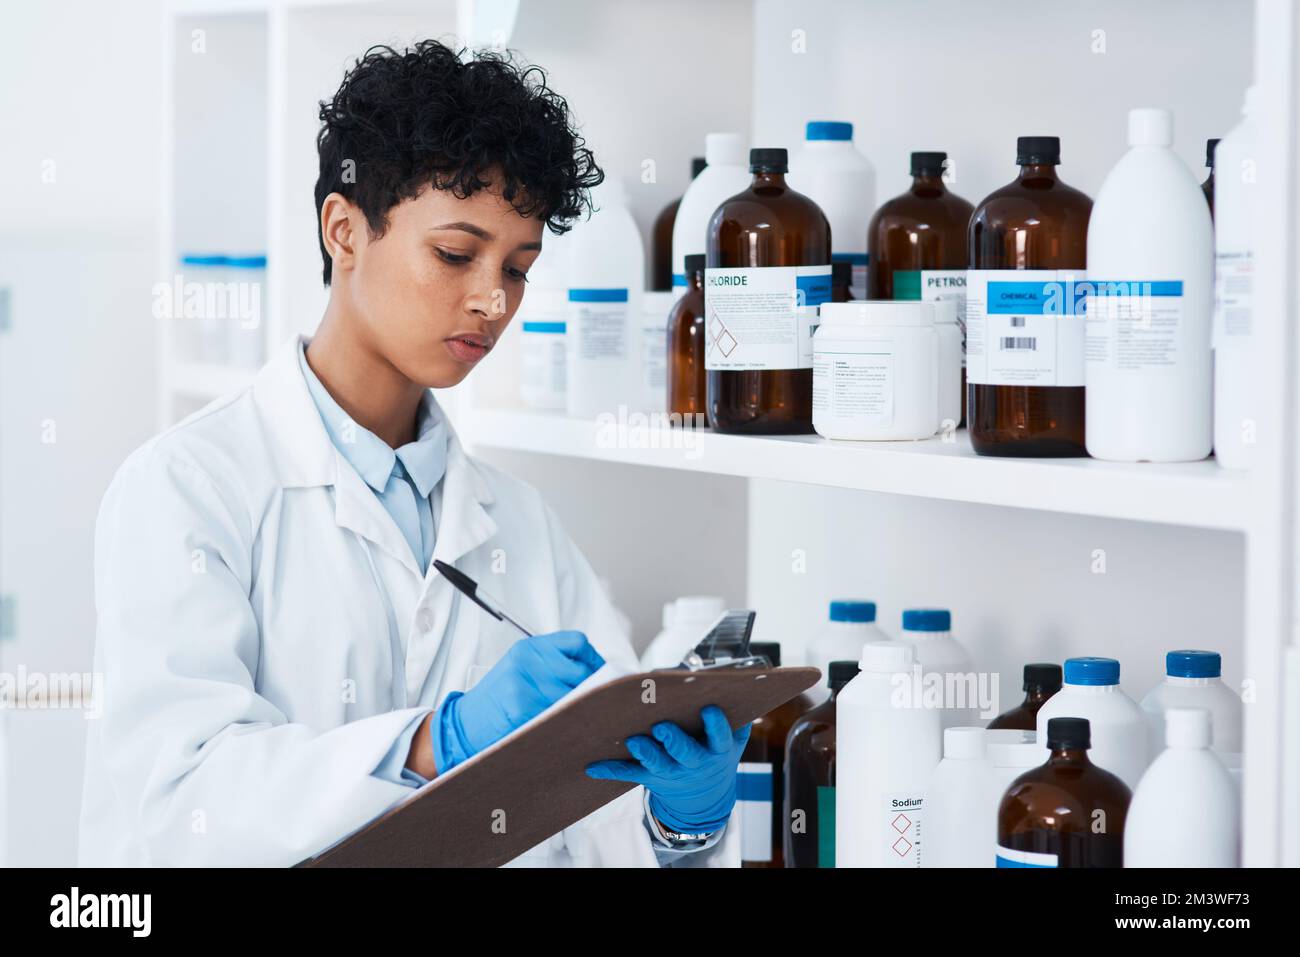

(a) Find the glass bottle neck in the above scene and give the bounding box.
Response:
[689,272,704,292]
[911,172,946,191]
[751,171,787,188]
[1018,163,1059,182]
[1023,687,1055,706]
[1047,748,1091,766]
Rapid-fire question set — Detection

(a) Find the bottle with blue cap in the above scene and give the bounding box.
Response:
[1035,656,1149,790]
[805,600,886,700]
[1140,650,1242,758]
[789,120,875,299]
[899,608,975,728]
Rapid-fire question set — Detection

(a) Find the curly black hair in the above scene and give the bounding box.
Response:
[314,39,603,285]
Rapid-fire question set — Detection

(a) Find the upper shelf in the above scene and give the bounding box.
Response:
[461,408,1250,532]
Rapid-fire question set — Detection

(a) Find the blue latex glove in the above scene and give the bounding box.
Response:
[585,705,750,834]
[432,630,604,773]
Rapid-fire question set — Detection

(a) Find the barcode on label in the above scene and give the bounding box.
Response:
[1000,337,1037,351]
[1009,316,1026,327]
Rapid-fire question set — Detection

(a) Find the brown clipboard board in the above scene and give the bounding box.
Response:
[299,666,820,868]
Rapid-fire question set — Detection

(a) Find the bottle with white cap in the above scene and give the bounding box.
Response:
[922,727,990,868]
[1140,650,1242,758]
[670,133,750,291]
[1213,86,1260,470]
[899,608,975,728]
[1035,656,1149,790]
[836,640,942,867]
[1124,708,1240,867]
[638,595,727,670]
[805,600,887,699]
[1084,107,1213,462]
[789,121,876,299]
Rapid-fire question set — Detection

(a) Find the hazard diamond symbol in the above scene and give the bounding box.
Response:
[892,835,913,857]
[891,813,912,833]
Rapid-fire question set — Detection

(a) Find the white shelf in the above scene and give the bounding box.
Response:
[463,408,1250,532]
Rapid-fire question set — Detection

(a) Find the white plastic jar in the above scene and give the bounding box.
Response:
[932,298,962,431]
[812,301,937,440]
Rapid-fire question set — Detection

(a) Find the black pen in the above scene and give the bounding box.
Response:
[433,559,535,638]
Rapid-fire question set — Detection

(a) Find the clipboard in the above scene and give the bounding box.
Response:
[299,665,820,868]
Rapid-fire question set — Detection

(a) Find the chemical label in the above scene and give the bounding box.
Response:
[817,785,836,868]
[833,252,869,302]
[1084,280,1185,373]
[568,288,629,361]
[995,845,1059,868]
[812,349,894,424]
[966,269,1088,386]
[1213,251,1254,346]
[883,792,923,867]
[737,761,774,862]
[894,269,968,365]
[704,265,832,371]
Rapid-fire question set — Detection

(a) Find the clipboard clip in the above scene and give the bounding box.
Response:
[677,609,769,671]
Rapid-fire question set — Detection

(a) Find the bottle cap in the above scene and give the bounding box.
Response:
[1165,708,1212,749]
[749,641,781,667]
[1016,135,1061,165]
[749,148,788,174]
[943,726,987,760]
[1063,656,1120,686]
[819,300,934,327]
[830,600,876,623]
[806,121,853,141]
[828,660,861,688]
[1128,107,1173,147]
[1205,138,1220,168]
[1046,716,1091,750]
[704,132,746,167]
[902,608,951,633]
[691,156,707,178]
[1166,649,1221,678]
[859,639,914,673]
[683,254,706,278]
[911,151,948,176]
[1024,662,1063,693]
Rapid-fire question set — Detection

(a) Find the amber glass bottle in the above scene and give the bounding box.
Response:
[783,660,858,868]
[651,157,705,291]
[706,148,831,434]
[739,642,814,868]
[1202,138,1219,219]
[867,151,974,423]
[667,254,707,422]
[987,663,1062,731]
[967,136,1092,457]
[997,717,1131,868]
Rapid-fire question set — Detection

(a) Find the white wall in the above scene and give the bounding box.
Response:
[0,0,165,865]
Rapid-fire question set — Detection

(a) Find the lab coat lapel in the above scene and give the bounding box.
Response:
[330,452,423,578]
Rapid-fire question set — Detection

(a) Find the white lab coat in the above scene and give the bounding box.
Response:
[79,335,736,867]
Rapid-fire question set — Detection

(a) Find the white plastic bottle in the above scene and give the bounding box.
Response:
[1140,649,1242,759]
[1214,87,1260,470]
[922,727,990,868]
[638,595,726,670]
[836,640,942,868]
[517,232,571,410]
[1124,708,1240,867]
[639,290,676,414]
[564,176,644,420]
[670,133,750,291]
[789,121,876,299]
[1084,108,1213,462]
[983,730,1042,867]
[899,609,975,729]
[805,600,887,701]
[933,298,963,431]
[1035,657,1149,790]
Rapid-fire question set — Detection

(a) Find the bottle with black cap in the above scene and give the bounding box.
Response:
[996,716,1131,868]
[736,641,814,867]
[705,147,832,434]
[1202,138,1219,219]
[987,663,1063,731]
[652,157,706,291]
[867,152,975,424]
[667,253,708,420]
[967,136,1093,457]
[783,659,859,868]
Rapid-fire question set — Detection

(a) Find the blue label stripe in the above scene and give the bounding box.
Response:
[796,272,833,307]
[831,252,869,265]
[1087,280,1183,297]
[736,769,773,802]
[671,273,687,287]
[987,280,1090,316]
[996,854,1054,868]
[521,321,566,333]
[568,288,629,303]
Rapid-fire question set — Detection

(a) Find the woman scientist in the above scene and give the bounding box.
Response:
[79,40,747,867]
